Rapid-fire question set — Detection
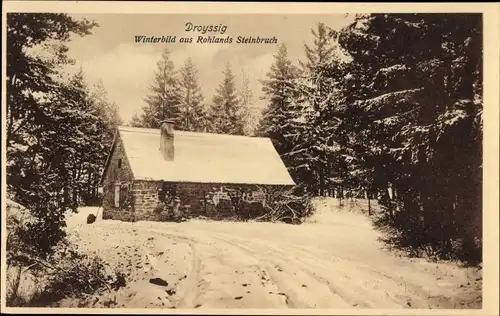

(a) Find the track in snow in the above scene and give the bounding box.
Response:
[61,202,482,309]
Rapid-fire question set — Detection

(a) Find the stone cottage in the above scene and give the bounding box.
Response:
[100,120,296,222]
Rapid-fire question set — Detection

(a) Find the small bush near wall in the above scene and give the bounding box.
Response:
[233,186,312,224]
[152,199,187,223]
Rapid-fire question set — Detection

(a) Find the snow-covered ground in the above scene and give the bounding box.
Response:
[61,198,482,309]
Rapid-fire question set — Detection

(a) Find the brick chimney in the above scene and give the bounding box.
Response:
[160,119,175,161]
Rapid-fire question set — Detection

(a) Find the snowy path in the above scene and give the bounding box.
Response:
[61,202,482,309]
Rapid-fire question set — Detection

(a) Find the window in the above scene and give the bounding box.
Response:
[118,159,122,169]
[114,182,120,207]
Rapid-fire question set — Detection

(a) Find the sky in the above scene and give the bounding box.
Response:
[64,14,355,123]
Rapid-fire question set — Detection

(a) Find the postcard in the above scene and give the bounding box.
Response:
[2,2,499,315]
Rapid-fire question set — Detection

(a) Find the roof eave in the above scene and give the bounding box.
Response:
[132,178,296,186]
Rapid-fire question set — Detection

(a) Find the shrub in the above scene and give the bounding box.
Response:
[373,199,482,265]
[236,186,312,224]
[6,200,127,307]
[263,188,312,224]
[29,247,127,306]
[153,202,166,214]
[154,200,187,223]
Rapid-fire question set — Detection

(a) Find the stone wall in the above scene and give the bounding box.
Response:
[105,180,288,222]
[101,133,135,220]
[131,181,274,221]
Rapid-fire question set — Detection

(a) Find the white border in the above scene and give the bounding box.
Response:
[1,2,498,315]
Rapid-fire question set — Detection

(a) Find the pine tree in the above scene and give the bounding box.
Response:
[337,13,483,263]
[238,69,255,136]
[6,13,97,261]
[137,49,182,128]
[257,44,303,179]
[297,23,345,196]
[178,58,207,132]
[88,80,122,203]
[207,63,246,135]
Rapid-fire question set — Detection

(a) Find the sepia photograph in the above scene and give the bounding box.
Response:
[1,2,498,315]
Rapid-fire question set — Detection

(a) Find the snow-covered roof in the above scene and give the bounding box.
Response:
[114,126,295,186]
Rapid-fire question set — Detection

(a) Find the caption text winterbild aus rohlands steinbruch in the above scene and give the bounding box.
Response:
[134,22,279,44]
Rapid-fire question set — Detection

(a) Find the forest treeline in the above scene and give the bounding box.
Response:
[129,53,256,136]
[6,14,123,256]
[131,14,483,263]
[256,14,482,264]
[6,14,129,306]
[6,13,482,266]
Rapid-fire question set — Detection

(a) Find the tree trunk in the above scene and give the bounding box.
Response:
[319,170,325,196]
[72,187,78,209]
